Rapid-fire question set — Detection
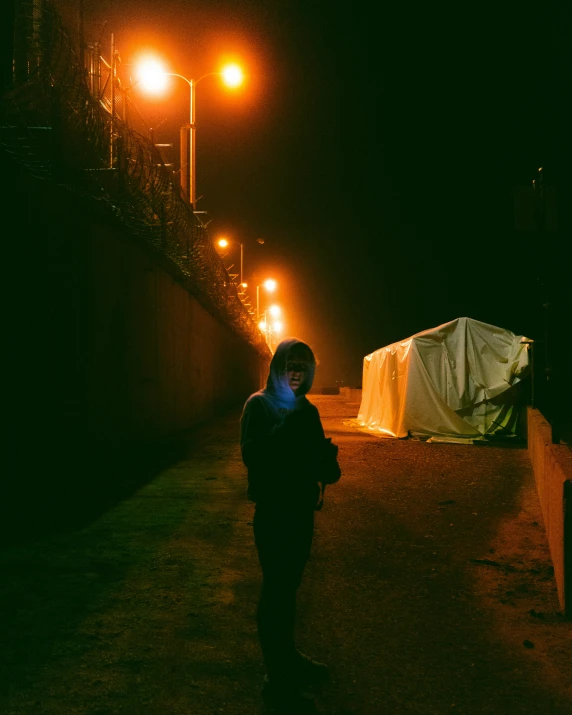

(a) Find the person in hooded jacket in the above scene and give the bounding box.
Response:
[240,338,341,713]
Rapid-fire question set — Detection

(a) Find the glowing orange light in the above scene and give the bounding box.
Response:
[217,238,229,248]
[136,57,169,94]
[258,319,267,331]
[241,282,248,288]
[221,63,244,88]
[264,279,277,292]
[269,304,281,318]
[273,321,283,333]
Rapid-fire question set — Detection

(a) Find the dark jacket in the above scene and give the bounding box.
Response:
[240,339,340,509]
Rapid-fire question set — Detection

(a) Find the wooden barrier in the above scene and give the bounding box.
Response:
[527,407,572,617]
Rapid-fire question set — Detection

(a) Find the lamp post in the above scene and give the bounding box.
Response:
[177,73,196,205]
[269,319,283,352]
[266,308,282,352]
[216,237,244,285]
[258,310,283,352]
[256,279,277,321]
[175,66,243,205]
[135,60,243,206]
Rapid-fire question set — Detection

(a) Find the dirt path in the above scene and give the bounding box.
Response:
[1,395,570,714]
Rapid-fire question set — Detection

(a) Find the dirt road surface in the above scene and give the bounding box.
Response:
[1,395,571,714]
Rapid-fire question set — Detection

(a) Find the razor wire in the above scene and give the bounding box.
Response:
[1,0,270,359]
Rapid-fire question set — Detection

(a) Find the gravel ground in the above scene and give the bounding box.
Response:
[0,395,570,714]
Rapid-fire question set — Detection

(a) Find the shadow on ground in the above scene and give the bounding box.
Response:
[2,434,195,547]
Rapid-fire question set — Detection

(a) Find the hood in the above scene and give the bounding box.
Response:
[263,338,316,410]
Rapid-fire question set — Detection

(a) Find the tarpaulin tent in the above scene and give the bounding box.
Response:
[357,318,531,441]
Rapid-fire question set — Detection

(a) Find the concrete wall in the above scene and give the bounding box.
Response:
[527,407,572,615]
[84,225,266,445]
[5,159,268,459]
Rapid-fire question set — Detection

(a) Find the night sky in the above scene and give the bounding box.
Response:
[60,0,565,387]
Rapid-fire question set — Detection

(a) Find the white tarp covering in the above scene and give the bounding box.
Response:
[357,318,531,440]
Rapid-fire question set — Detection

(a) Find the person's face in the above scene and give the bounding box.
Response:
[286,357,311,394]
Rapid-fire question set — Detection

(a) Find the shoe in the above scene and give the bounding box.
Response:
[294,651,330,686]
[262,676,319,714]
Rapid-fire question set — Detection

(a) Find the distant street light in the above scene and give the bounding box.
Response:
[216,236,244,285]
[255,295,284,350]
[258,315,283,352]
[256,279,277,321]
[136,57,244,206]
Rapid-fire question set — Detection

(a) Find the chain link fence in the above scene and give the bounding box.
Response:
[1,0,270,359]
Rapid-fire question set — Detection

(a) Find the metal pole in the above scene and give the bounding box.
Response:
[78,0,85,71]
[88,44,94,94]
[32,0,42,72]
[256,285,259,321]
[110,33,115,168]
[240,243,244,285]
[189,78,196,205]
[180,125,189,199]
[95,41,101,97]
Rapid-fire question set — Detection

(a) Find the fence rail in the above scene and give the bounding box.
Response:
[1,0,270,359]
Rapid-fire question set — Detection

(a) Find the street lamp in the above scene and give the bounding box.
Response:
[256,279,277,321]
[257,312,283,352]
[216,236,244,285]
[136,58,244,206]
[269,319,283,351]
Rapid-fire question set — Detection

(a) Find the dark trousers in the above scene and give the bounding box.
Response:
[253,505,314,683]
